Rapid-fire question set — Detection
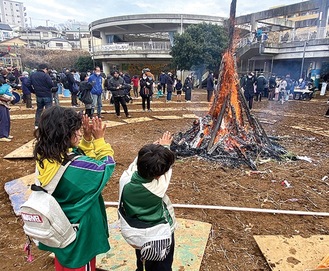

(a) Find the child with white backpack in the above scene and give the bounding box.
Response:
[23,106,116,271]
[119,131,176,271]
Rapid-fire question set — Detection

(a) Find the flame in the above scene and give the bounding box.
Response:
[201,50,245,147]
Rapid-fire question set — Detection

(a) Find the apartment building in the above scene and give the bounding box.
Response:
[0,0,26,28]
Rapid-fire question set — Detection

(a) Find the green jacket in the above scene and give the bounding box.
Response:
[38,138,116,268]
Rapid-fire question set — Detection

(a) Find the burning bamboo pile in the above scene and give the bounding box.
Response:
[170,0,288,170]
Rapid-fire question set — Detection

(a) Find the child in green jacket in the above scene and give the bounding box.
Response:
[119,131,176,271]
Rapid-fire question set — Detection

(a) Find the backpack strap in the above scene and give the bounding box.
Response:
[36,154,81,195]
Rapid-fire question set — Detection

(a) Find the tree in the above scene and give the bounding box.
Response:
[170,23,229,72]
[74,56,95,72]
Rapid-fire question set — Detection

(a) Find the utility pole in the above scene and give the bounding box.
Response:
[300,41,307,79]
[78,27,82,49]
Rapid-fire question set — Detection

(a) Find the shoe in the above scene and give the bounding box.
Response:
[8,135,13,139]
[126,115,132,118]
[325,115,329,118]
[0,137,11,142]
[34,126,38,130]
[116,115,121,118]
[148,109,152,112]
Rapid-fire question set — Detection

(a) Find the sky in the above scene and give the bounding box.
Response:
[19,0,306,27]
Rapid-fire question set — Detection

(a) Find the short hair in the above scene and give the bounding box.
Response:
[111,70,119,76]
[33,106,82,168]
[80,72,87,81]
[137,144,175,180]
[38,63,48,70]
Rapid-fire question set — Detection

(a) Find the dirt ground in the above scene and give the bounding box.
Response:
[1,89,329,271]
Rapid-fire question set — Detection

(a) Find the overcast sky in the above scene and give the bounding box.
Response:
[19,0,306,27]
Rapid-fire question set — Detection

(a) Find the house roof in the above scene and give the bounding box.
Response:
[47,37,70,42]
[0,23,12,31]
[0,37,27,46]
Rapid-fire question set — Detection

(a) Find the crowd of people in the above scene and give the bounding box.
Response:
[0,64,198,142]
[240,72,318,110]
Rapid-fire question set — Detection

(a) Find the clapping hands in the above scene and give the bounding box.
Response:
[82,115,106,141]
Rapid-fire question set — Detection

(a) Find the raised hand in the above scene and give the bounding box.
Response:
[158,131,173,146]
[92,116,106,139]
[82,114,93,141]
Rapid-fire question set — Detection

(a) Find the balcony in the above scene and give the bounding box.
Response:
[93,41,171,59]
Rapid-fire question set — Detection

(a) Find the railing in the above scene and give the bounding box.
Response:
[237,29,329,50]
[93,41,172,53]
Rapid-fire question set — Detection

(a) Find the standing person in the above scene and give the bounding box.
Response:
[131,75,139,98]
[183,75,193,102]
[139,72,154,111]
[20,71,33,109]
[175,79,183,102]
[79,72,93,118]
[278,76,287,104]
[88,66,104,118]
[166,72,174,102]
[268,74,277,101]
[28,63,53,129]
[241,72,256,109]
[108,70,131,118]
[67,69,79,107]
[206,72,215,102]
[119,131,176,271]
[33,106,116,271]
[0,83,15,142]
[159,71,167,95]
[49,70,60,105]
[255,73,267,102]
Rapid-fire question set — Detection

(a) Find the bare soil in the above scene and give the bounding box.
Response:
[1,89,329,271]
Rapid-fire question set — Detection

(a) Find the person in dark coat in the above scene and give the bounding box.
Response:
[27,63,53,128]
[268,74,277,101]
[242,72,256,109]
[139,71,154,111]
[20,71,34,108]
[108,70,131,118]
[166,72,174,102]
[206,72,215,102]
[159,71,167,95]
[66,69,79,107]
[255,73,267,101]
[183,75,193,102]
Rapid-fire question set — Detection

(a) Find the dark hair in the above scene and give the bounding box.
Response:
[137,144,175,180]
[80,72,87,81]
[38,63,48,70]
[33,106,82,168]
[111,70,119,76]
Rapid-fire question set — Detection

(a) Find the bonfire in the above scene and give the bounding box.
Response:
[170,0,288,169]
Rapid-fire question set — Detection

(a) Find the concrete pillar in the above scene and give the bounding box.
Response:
[250,13,257,32]
[317,0,329,39]
[100,31,107,45]
[102,61,110,76]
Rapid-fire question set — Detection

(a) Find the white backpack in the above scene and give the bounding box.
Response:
[20,155,80,248]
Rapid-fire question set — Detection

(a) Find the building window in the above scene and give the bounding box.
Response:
[55,42,63,47]
[43,32,49,37]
